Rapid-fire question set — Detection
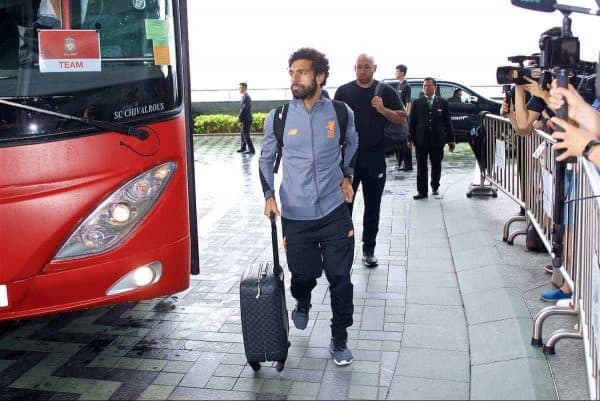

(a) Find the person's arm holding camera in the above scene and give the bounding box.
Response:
[513,85,541,136]
[523,77,551,106]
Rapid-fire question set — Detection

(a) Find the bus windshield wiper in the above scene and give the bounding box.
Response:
[0,98,149,140]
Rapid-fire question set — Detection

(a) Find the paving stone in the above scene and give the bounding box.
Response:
[457,264,515,294]
[463,287,531,325]
[205,376,237,390]
[317,370,351,400]
[298,358,327,371]
[402,324,469,352]
[407,256,455,273]
[259,379,293,395]
[407,272,458,289]
[179,353,224,388]
[448,230,494,252]
[163,361,194,374]
[289,381,320,397]
[152,373,184,386]
[405,304,466,327]
[233,378,263,392]
[469,318,543,365]
[347,384,379,400]
[471,358,556,400]
[452,247,503,271]
[213,364,245,377]
[388,376,470,400]
[138,384,175,400]
[395,348,470,383]
[407,286,462,306]
[349,372,379,387]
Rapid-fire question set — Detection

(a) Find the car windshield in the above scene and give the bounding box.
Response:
[0,0,180,145]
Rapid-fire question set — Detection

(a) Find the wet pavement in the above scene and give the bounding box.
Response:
[0,136,579,400]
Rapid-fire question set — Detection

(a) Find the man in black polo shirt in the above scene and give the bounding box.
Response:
[334,54,404,267]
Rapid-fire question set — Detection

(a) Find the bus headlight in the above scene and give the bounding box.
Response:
[53,162,176,260]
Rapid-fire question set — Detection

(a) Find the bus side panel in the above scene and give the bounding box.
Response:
[2,237,190,321]
[0,116,193,320]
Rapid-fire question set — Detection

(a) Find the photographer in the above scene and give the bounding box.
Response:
[505,75,554,136]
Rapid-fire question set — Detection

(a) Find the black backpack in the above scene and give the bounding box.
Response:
[374,82,409,153]
[272,100,349,173]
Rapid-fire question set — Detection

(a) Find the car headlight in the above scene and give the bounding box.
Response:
[53,162,176,260]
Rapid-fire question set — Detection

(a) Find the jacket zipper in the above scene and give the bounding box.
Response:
[308,112,323,216]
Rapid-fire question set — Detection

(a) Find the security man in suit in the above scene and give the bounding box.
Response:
[237,82,255,154]
[408,78,455,199]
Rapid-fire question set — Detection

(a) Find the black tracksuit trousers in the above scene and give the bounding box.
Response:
[282,203,355,343]
[348,151,386,255]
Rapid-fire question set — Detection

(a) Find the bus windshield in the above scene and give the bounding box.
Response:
[0,0,180,145]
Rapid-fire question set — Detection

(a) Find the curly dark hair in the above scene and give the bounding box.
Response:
[288,48,330,87]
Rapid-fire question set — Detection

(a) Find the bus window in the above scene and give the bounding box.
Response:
[0,0,179,146]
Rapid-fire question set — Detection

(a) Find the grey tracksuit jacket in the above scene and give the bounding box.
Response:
[259,98,358,220]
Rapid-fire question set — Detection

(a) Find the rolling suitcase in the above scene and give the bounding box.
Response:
[239,215,289,372]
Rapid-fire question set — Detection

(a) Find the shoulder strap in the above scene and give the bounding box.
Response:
[273,103,288,173]
[332,100,348,146]
[374,81,384,97]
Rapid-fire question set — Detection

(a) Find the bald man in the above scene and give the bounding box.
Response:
[335,54,405,267]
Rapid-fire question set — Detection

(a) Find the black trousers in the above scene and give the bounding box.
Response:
[416,145,444,195]
[349,151,386,254]
[282,204,355,342]
[395,140,412,169]
[239,120,254,152]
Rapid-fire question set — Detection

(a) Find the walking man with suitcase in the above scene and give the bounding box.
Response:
[259,48,359,366]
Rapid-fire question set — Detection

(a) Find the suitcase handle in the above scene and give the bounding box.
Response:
[269,213,283,275]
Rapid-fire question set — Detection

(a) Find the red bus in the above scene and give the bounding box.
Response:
[0,0,198,321]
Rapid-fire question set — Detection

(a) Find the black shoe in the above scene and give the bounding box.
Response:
[291,303,310,330]
[362,252,378,267]
[402,167,413,171]
[413,193,427,199]
[243,150,255,154]
[432,189,439,196]
[236,149,245,153]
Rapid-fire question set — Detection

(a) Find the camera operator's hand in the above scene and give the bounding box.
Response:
[549,81,600,135]
[523,77,550,104]
[500,101,510,116]
[550,117,597,161]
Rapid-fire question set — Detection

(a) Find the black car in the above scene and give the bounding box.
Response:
[383,78,501,142]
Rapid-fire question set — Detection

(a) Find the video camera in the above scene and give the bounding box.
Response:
[507,0,599,99]
[496,54,545,86]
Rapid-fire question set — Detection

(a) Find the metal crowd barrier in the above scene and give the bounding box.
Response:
[533,158,600,399]
[479,114,527,243]
[522,129,558,255]
[477,114,600,399]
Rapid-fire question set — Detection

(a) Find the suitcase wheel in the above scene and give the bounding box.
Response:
[275,361,285,372]
[248,361,261,372]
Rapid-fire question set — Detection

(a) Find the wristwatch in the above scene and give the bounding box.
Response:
[582,139,600,160]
